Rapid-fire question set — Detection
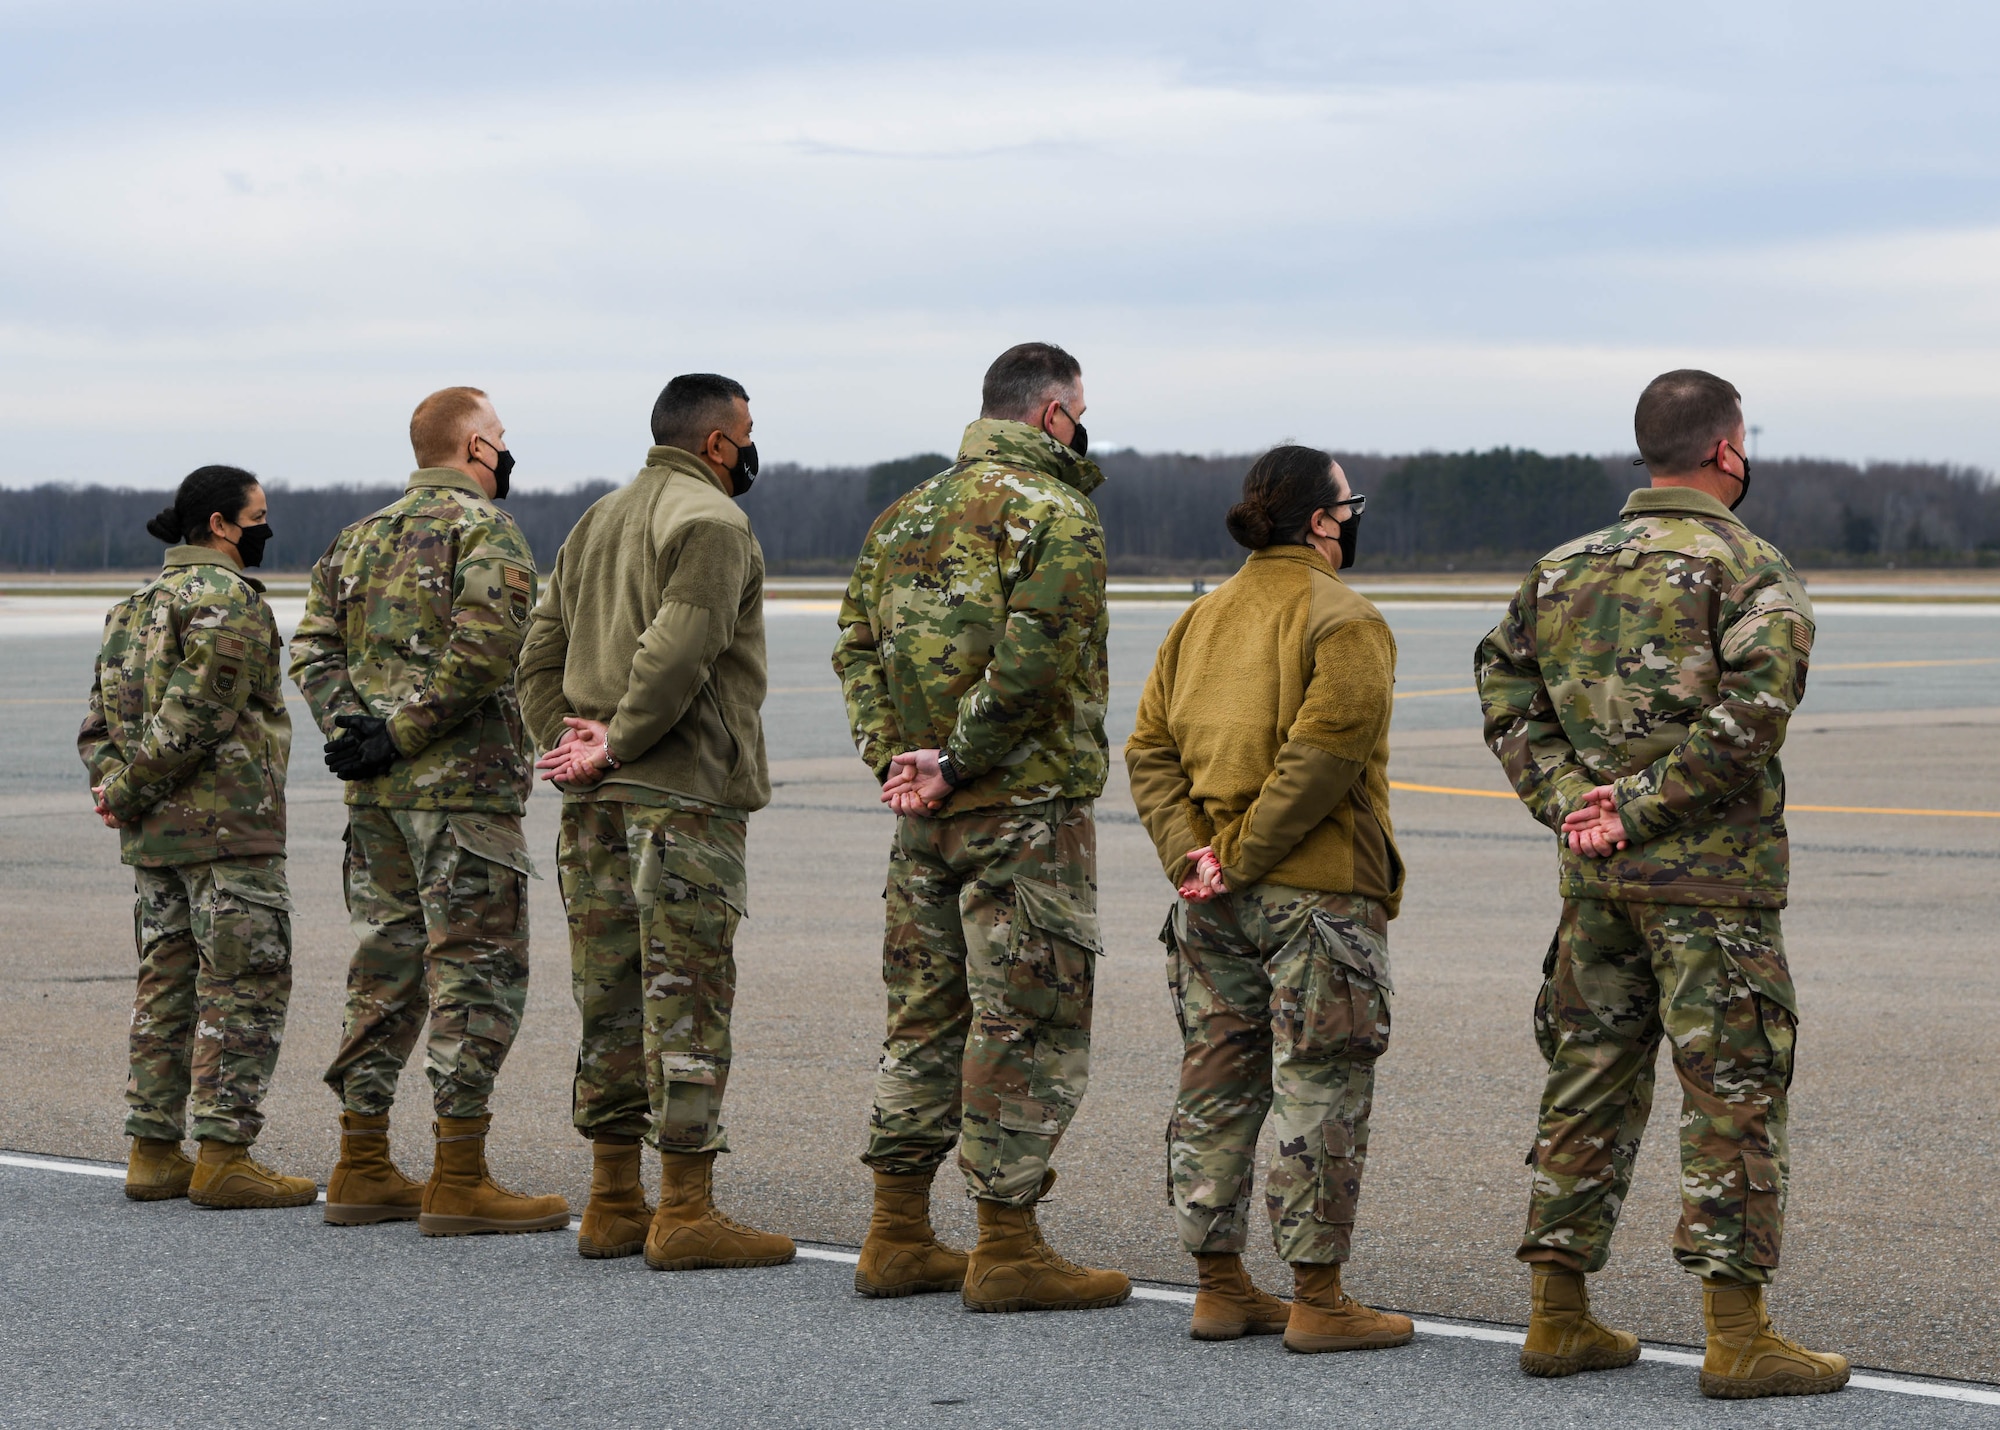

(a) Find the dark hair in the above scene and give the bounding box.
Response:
[980,342,1082,420]
[1634,369,1742,474]
[146,465,261,545]
[652,373,750,451]
[1226,445,1339,550]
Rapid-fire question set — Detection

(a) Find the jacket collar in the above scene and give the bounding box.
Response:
[162,543,263,591]
[1620,484,1743,529]
[956,419,1105,497]
[1243,544,1343,580]
[407,467,492,499]
[645,445,732,496]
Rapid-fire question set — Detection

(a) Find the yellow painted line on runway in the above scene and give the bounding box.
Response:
[1390,781,1518,800]
[1389,781,2000,819]
[1816,657,1998,671]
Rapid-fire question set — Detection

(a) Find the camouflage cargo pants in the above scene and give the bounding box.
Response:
[1164,885,1392,1265]
[864,798,1099,1207]
[126,856,294,1145]
[558,796,744,1154]
[324,807,533,1120]
[1522,898,1797,1284]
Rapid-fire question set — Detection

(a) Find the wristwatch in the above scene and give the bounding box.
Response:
[599,745,622,772]
[935,752,963,789]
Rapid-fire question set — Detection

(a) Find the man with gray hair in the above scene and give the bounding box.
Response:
[833,342,1129,1313]
[519,372,792,1276]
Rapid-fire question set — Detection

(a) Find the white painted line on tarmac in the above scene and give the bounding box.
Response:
[0,1152,123,1179]
[8,1154,1997,1405]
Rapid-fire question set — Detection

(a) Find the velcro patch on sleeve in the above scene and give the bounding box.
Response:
[212,665,239,697]
[1789,620,1813,656]
[215,633,247,659]
[503,566,533,593]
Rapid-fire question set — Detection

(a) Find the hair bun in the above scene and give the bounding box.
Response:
[144,506,184,543]
[1225,499,1275,550]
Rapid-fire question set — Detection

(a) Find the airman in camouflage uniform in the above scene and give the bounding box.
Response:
[83,468,317,1213]
[835,344,1128,1311]
[1478,369,1848,1398]
[292,388,566,1235]
[80,543,297,1161]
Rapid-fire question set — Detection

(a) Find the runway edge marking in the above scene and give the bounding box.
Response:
[8,1168,1998,1404]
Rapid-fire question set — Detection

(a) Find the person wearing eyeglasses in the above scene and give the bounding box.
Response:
[1476,369,1848,1399]
[1127,444,1413,1353]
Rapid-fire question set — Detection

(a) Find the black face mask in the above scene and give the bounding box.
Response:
[721,435,759,497]
[1052,404,1088,457]
[234,523,273,569]
[1698,443,1752,511]
[480,444,515,501]
[1336,512,1362,569]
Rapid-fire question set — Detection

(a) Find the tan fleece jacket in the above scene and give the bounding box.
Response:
[1126,544,1402,915]
[517,446,769,812]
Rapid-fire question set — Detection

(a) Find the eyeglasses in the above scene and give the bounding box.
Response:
[1328,492,1367,516]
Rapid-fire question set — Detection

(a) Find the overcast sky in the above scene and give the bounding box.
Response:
[3,1,1997,489]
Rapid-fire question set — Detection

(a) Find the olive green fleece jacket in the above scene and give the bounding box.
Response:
[1126,545,1403,915]
[517,445,770,812]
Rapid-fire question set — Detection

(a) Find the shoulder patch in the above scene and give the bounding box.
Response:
[215,633,248,659]
[503,566,532,593]
[1790,621,1813,656]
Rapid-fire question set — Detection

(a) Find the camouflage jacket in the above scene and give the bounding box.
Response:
[289,468,538,813]
[78,545,291,867]
[833,419,1109,812]
[1475,486,1814,908]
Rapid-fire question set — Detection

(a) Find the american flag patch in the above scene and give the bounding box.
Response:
[1789,621,1812,656]
[503,567,532,593]
[216,633,247,658]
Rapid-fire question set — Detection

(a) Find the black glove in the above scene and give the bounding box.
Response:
[324,713,400,781]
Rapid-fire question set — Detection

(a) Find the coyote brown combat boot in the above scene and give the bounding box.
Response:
[418,1115,569,1237]
[1699,1279,1850,1399]
[1519,1264,1641,1376]
[962,1172,1131,1313]
[1189,1253,1291,1340]
[855,1168,967,1298]
[577,1137,653,1260]
[188,1141,318,1209]
[324,1112,423,1226]
[125,1137,194,1202]
[1283,1263,1415,1353]
[645,1150,795,1271]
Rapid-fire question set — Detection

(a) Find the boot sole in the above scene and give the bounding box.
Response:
[854,1272,966,1298]
[419,1211,571,1237]
[1191,1318,1289,1341]
[1283,1329,1416,1353]
[124,1185,190,1202]
[963,1288,1133,1314]
[1700,1369,1851,1399]
[578,1236,647,1259]
[1520,1344,1642,1377]
[644,1251,797,1272]
[189,1189,319,1210]
[324,1202,422,1226]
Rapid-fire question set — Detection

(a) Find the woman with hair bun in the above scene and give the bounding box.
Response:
[78,466,315,1209]
[1127,444,1411,1352]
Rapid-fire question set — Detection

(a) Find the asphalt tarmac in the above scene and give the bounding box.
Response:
[4,1156,1995,1429]
[2,587,1996,1401]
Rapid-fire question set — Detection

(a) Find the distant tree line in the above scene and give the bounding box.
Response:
[4,450,1997,574]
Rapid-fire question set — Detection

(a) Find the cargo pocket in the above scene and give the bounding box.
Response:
[202,860,294,975]
[1274,910,1391,1064]
[1005,877,1101,1030]
[447,814,533,939]
[1741,1148,1784,1267]
[1313,1118,1364,1227]
[1160,906,1187,1040]
[1532,930,1561,1066]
